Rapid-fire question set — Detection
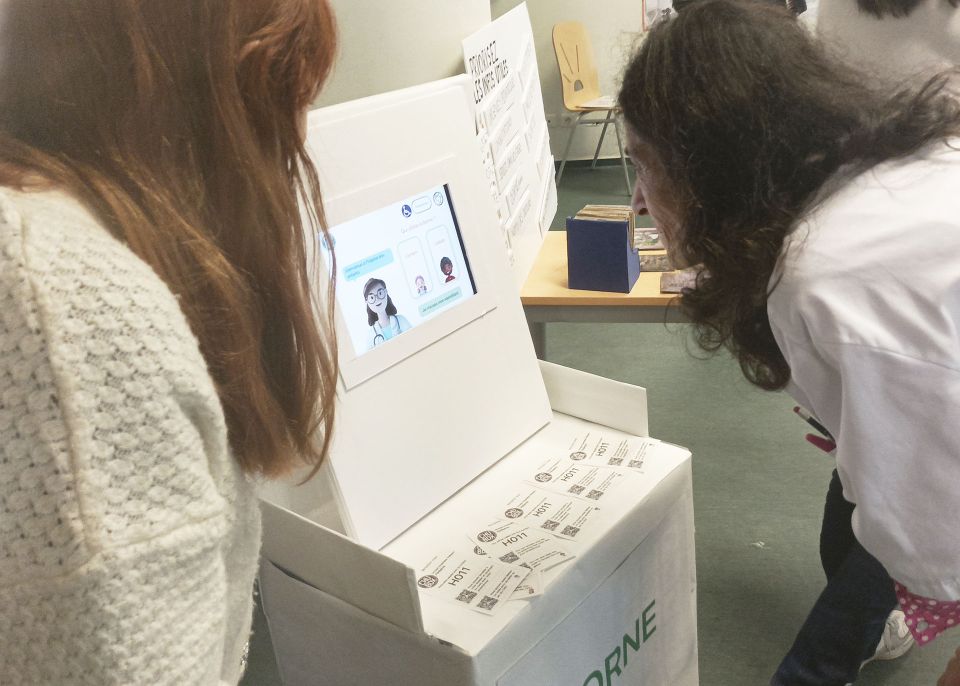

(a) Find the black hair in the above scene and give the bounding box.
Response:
[618,0,960,390]
[440,257,453,270]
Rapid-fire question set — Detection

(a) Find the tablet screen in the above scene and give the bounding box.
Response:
[323,184,477,356]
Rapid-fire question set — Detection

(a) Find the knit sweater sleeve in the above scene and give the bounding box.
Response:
[0,189,258,685]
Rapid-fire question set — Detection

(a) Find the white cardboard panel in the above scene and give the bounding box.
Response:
[259,561,479,686]
[258,367,697,686]
[539,361,650,438]
[286,81,552,550]
[313,75,477,142]
[496,490,698,686]
[258,458,697,686]
[259,500,422,634]
[258,457,346,532]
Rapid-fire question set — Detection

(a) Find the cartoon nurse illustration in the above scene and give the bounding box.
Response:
[364,278,411,349]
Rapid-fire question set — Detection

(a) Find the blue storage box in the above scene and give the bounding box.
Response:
[566,216,640,293]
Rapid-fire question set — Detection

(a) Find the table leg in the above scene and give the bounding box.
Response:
[528,320,546,359]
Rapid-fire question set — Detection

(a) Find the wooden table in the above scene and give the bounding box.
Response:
[520,231,685,358]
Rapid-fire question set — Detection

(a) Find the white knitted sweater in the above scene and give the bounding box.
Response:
[0,187,262,685]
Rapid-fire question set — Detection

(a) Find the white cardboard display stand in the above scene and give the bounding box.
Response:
[258,76,698,686]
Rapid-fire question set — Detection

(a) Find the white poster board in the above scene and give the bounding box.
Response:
[290,80,551,549]
[464,2,557,285]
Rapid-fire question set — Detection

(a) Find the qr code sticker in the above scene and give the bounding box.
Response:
[478,596,499,611]
[541,520,559,531]
[456,590,477,604]
[499,552,520,564]
[567,484,585,495]
[587,490,604,500]
[629,460,644,469]
[561,525,580,537]
[608,457,623,466]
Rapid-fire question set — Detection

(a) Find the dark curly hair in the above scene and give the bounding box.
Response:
[619,0,960,389]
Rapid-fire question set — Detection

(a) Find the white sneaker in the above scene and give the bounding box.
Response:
[844,613,916,684]
[865,610,915,664]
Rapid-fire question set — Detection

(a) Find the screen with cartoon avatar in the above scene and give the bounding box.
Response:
[322,184,477,356]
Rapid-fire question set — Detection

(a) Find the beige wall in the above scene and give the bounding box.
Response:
[491,0,644,161]
[316,1,642,161]
[315,0,492,108]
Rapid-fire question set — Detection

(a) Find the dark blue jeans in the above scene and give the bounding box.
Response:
[771,470,898,686]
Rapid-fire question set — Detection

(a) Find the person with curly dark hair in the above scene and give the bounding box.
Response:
[618,1,960,684]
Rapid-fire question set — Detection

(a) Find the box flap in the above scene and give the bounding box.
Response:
[260,499,423,634]
[258,560,480,686]
[539,360,649,437]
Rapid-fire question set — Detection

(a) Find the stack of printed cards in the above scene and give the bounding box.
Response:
[565,432,653,472]
[468,520,573,573]
[413,432,662,615]
[414,549,531,616]
[526,457,630,502]
[497,488,600,542]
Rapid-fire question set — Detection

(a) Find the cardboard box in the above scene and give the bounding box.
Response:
[256,72,697,686]
[566,217,640,293]
[259,362,698,686]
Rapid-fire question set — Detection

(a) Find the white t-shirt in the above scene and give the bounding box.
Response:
[816,0,960,86]
[768,141,960,600]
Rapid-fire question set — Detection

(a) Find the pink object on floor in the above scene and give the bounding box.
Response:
[895,581,960,644]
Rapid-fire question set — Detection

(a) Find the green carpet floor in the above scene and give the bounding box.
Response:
[240,164,955,685]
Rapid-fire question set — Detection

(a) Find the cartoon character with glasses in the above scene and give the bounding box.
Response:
[363,277,411,349]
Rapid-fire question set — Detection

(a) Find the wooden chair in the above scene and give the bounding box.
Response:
[552,21,631,195]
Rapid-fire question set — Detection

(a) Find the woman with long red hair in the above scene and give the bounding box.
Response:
[0,1,338,682]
